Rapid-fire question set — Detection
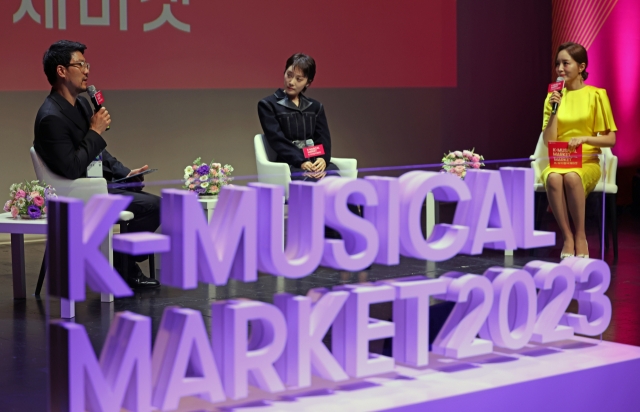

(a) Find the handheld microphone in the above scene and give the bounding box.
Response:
[87,85,110,130]
[303,139,326,164]
[548,76,565,115]
[305,139,316,162]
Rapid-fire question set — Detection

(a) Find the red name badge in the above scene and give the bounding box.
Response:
[548,80,565,93]
[303,144,325,158]
[549,141,582,168]
[95,90,105,105]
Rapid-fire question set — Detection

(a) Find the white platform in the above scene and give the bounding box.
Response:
[172,337,640,411]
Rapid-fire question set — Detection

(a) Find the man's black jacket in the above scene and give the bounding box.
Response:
[33,91,130,181]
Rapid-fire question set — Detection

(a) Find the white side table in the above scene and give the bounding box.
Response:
[147,197,218,278]
[0,213,103,319]
[198,196,218,222]
[0,213,47,300]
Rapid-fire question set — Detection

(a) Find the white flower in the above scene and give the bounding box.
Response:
[184,166,194,175]
[184,173,190,180]
[199,175,208,182]
[201,182,209,188]
[17,198,26,207]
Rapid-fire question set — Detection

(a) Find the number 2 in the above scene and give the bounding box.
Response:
[432,272,494,359]
[524,261,575,343]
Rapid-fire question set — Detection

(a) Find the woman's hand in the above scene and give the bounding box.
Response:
[549,91,562,113]
[567,137,589,152]
[300,159,327,179]
[312,158,326,172]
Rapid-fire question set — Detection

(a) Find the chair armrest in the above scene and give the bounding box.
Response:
[255,160,291,184]
[255,158,292,198]
[606,153,618,186]
[331,157,358,179]
[530,161,543,185]
[66,177,108,187]
[54,177,109,201]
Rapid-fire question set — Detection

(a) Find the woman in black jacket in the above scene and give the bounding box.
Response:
[258,53,339,181]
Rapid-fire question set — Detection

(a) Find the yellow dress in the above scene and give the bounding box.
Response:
[541,85,617,196]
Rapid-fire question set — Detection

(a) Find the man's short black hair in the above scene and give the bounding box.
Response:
[43,40,87,86]
[284,53,316,88]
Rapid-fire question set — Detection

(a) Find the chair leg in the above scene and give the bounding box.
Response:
[119,221,129,280]
[532,191,548,258]
[35,244,47,296]
[607,193,618,259]
[594,194,604,258]
[604,195,610,250]
[534,192,546,230]
[149,254,156,279]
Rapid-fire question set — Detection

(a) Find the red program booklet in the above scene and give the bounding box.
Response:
[549,141,582,168]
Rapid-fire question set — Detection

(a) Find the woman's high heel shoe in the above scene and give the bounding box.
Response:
[560,251,575,259]
[577,241,589,258]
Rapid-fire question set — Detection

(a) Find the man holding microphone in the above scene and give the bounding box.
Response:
[33,40,159,289]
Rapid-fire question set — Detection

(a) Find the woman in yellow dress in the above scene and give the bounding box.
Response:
[542,42,617,259]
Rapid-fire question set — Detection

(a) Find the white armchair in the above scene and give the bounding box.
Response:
[253,134,357,199]
[530,134,618,258]
[30,147,136,317]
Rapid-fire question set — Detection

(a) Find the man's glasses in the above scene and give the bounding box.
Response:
[66,61,91,71]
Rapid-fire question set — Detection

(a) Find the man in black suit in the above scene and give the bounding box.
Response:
[34,40,159,289]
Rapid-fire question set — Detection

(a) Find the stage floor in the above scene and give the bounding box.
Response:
[173,337,640,411]
[1,211,639,411]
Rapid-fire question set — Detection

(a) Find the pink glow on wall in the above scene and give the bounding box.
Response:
[588,0,640,166]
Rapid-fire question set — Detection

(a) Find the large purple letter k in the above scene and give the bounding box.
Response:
[48,195,134,301]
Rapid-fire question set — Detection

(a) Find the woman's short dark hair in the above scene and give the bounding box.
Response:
[284,53,316,87]
[43,40,87,86]
[556,42,589,81]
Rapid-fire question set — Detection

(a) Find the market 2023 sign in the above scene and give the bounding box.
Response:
[46,169,612,411]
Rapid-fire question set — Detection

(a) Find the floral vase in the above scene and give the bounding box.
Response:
[19,214,46,220]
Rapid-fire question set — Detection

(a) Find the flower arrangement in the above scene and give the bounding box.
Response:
[4,180,57,219]
[441,149,485,179]
[183,157,234,196]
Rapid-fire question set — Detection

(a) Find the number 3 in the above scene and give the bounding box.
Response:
[560,257,612,336]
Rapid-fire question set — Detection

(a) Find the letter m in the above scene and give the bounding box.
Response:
[50,312,151,412]
[160,187,257,288]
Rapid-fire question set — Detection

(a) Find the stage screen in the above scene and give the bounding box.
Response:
[1,0,456,90]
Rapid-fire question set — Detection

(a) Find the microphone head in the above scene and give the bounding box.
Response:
[87,85,97,96]
[556,76,565,82]
[305,139,314,147]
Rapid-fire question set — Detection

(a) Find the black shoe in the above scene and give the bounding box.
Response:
[127,264,160,289]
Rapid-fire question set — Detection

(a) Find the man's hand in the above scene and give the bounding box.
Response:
[90,107,111,134]
[126,165,149,192]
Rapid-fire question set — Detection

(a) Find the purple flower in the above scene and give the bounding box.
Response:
[197,164,210,175]
[27,205,41,219]
[195,187,206,194]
